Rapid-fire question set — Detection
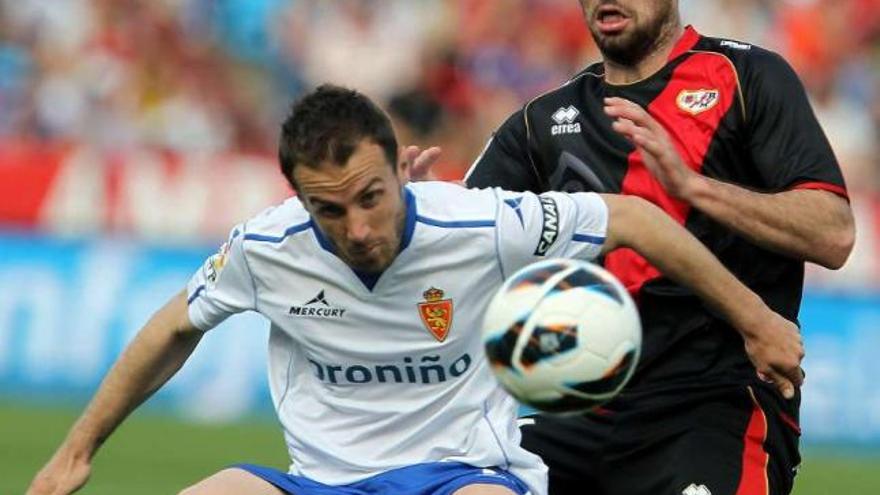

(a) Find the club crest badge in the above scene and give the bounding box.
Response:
[676,88,720,115]
[417,287,454,342]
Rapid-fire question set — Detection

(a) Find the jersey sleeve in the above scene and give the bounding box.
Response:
[743,49,847,197]
[495,189,608,277]
[186,224,257,331]
[465,109,542,192]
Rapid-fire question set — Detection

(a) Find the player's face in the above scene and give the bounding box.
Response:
[579,0,677,66]
[296,140,407,273]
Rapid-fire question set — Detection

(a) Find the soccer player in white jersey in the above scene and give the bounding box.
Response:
[28,85,803,495]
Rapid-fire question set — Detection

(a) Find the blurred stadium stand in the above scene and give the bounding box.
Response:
[0,0,878,445]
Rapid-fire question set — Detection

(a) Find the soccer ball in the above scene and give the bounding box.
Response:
[482,258,641,414]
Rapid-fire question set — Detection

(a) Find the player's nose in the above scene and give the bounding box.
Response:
[345,210,372,243]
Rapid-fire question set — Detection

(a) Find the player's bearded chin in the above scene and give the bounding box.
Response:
[343,197,406,273]
[589,0,675,66]
[345,239,389,272]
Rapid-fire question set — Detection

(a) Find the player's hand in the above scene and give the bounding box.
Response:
[401,145,443,182]
[740,310,805,400]
[604,97,703,201]
[26,448,91,495]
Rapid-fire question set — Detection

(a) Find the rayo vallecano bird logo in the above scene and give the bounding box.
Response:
[676,88,720,115]
[417,287,454,342]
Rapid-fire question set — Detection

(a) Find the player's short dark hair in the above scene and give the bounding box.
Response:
[278,84,398,189]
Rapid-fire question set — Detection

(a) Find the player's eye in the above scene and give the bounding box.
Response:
[360,190,382,208]
[317,204,345,219]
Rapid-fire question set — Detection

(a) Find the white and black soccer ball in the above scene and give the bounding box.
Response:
[482,258,641,414]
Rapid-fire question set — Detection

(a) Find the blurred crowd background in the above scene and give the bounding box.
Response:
[0,0,878,283]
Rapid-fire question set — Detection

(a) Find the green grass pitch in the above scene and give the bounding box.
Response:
[1,402,877,494]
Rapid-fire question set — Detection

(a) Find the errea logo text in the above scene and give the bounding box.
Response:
[551,105,581,135]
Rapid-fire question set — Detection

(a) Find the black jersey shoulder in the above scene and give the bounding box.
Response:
[465,63,605,192]
[690,33,843,192]
[688,35,804,118]
[522,62,606,121]
[480,62,609,192]
[689,34,783,68]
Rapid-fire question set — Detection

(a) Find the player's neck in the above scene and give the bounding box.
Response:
[603,23,684,85]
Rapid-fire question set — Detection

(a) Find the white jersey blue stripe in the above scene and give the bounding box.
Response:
[186,181,609,495]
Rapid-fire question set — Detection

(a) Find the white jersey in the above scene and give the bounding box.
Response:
[186,181,608,495]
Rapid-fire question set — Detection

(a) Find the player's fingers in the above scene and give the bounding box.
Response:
[632,131,664,156]
[615,121,672,172]
[604,97,655,129]
[411,146,443,181]
[611,119,640,145]
[615,119,658,150]
[765,369,796,399]
[611,117,638,134]
[783,364,805,387]
[415,146,442,168]
[401,145,420,166]
[604,98,642,122]
[779,379,796,400]
[400,146,420,181]
[632,133,675,169]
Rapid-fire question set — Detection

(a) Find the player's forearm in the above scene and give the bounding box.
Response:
[605,196,769,336]
[60,290,202,460]
[685,177,854,269]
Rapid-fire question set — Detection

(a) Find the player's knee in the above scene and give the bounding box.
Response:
[177,485,200,495]
[178,468,284,495]
[176,479,224,495]
[176,468,238,495]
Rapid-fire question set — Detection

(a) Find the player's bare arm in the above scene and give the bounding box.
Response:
[605,96,855,269]
[27,290,202,495]
[600,194,804,399]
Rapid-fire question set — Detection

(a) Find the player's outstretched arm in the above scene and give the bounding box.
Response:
[600,194,804,399]
[604,96,855,269]
[27,289,203,495]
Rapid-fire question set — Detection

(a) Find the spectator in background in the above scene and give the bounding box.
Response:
[0,9,34,136]
[290,0,441,102]
[0,0,876,283]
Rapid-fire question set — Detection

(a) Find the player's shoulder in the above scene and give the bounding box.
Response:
[520,62,605,117]
[237,196,312,245]
[406,182,500,225]
[691,34,793,76]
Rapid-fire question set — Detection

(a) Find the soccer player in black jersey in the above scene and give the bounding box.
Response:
[409,1,855,494]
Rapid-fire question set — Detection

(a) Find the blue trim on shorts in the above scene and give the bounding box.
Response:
[234,461,530,495]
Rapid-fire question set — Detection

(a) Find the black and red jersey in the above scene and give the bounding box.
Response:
[466,26,848,393]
